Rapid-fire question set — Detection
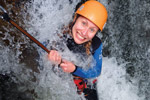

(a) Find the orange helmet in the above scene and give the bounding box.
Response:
[75,0,108,31]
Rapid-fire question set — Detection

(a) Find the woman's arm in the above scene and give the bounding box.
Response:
[72,43,103,79]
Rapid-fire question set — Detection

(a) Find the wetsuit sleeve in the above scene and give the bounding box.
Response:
[72,43,103,79]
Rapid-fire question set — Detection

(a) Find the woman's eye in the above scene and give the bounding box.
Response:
[90,28,95,33]
[82,21,86,25]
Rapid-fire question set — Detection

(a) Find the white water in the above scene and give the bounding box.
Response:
[24,0,144,100]
[0,0,145,100]
[97,57,143,100]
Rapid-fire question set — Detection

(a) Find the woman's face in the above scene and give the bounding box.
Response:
[72,16,99,44]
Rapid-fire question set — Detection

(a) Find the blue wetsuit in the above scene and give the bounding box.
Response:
[66,36,102,79]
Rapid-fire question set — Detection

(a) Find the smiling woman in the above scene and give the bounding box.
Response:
[0,0,107,100]
[47,0,108,100]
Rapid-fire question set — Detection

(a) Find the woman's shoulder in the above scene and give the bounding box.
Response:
[91,36,102,53]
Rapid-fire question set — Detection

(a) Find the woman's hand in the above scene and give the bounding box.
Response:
[48,50,62,65]
[60,59,76,73]
[48,51,75,73]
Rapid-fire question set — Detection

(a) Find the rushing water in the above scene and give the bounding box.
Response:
[0,0,149,100]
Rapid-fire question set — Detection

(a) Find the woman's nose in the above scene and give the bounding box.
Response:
[81,28,88,36]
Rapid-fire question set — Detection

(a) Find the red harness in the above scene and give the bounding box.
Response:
[73,76,97,94]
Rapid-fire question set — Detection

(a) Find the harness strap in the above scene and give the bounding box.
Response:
[73,76,87,94]
[73,76,98,95]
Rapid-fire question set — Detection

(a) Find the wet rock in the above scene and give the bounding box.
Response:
[19,46,40,73]
[0,74,34,100]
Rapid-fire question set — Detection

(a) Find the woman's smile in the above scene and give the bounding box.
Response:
[76,31,86,40]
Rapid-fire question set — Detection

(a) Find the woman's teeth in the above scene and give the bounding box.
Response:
[77,32,85,40]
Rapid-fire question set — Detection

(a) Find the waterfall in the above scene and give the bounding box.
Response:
[0,0,149,100]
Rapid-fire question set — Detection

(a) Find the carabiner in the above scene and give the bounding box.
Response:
[0,5,7,19]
